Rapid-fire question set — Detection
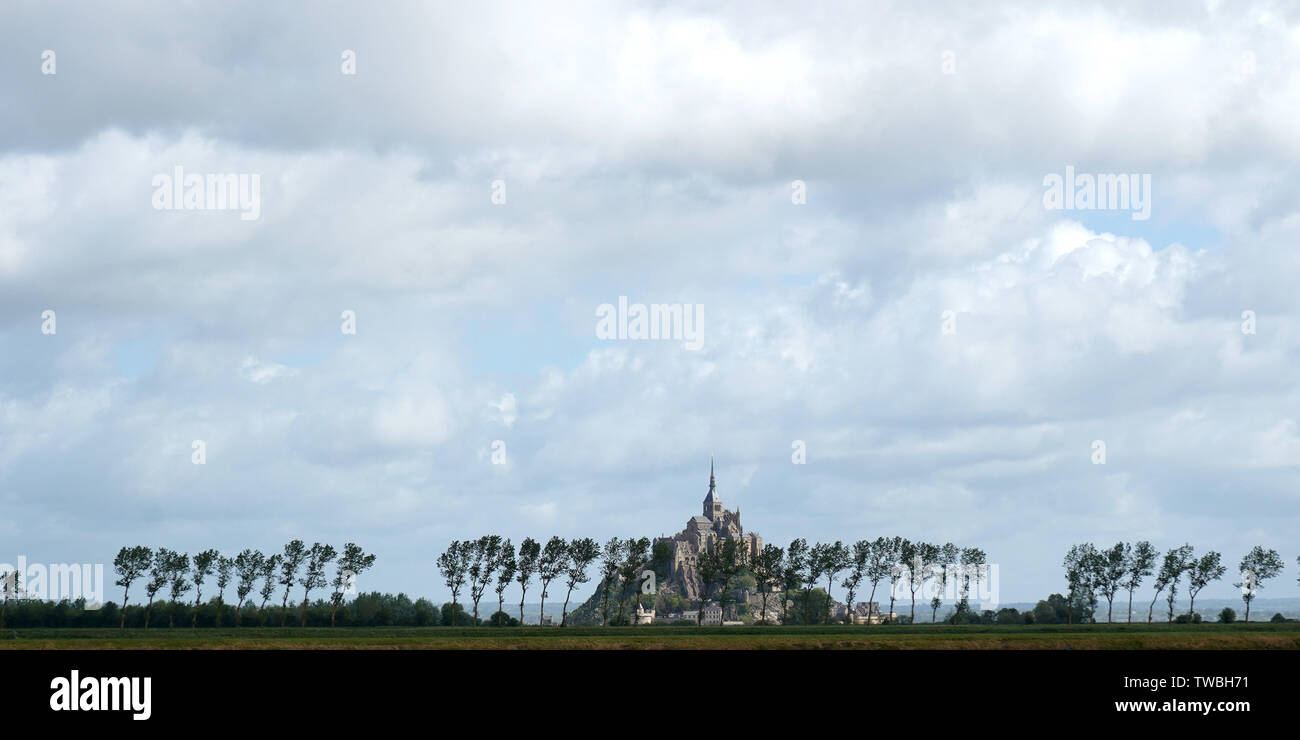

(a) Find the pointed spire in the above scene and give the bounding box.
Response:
[704,454,719,518]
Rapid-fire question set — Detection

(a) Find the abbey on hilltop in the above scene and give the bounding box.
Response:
[654,457,763,602]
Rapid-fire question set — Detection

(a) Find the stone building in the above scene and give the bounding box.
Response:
[633,602,655,625]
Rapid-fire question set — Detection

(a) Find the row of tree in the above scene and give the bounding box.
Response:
[95,541,375,629]
[437,535,596,627]
[745,538,988,625]
[437,535,988,626]
[1062,542,1294,623]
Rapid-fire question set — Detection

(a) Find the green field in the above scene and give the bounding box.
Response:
[4,623,1299,650]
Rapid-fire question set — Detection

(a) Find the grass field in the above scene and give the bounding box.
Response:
[3,623,1299,649]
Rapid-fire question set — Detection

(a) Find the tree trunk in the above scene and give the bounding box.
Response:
[144,597,154,629]
[1244,599,1251,623]
[519,587,527,626]
[561,587,573,627]
[825,576,834,624]
[280,591,291,627]
[538,587,546,627]
[1127,590,1134,623]
[120,586,130,628]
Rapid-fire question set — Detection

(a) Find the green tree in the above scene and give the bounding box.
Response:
[536,537,567,626]
[1185,550,1225,619]
[751,544,783,625]
[901,540,938,623]
[258,553,281,615]
[190,549,220,628]
[696,540,725,625]
[598,537,623,625]
[1094,542,1126,623]
[233,549,264,626]
[112,546,153,629]
[929,542,958,623]
[494,539,516,618]
[1062,543,1099,623]
[781,539,808,625]
[714,539,745,623]
[561,537,598,626]
[841,540,870,625]
[441,601,473,626]
[1120,541,1157,623]
[0,569,19,630]
[330,543,376,627]
[165,551,191,629]
[882,536,907,624]
[298,542,337,627]
[1217,607,1236,624]
[437,540,472,625]
[514,537,540,625]
[619,537,651,624]
[1235,546,1283,622]
[802,543,831,624]
[815,541,850,624]
[214,555,234,627]
[467,535,503,626]
[954,547,987,623]
[1147,544,1192,623]
[278,540,307,626]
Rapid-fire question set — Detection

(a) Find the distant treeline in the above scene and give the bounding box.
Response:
[0,592,499,629]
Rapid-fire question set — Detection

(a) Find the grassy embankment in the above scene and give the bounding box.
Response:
[4,622,1299,650]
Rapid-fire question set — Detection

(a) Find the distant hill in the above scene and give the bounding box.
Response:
[956,598,1300,623]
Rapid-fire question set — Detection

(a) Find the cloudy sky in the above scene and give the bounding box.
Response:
[2,0,1299,606]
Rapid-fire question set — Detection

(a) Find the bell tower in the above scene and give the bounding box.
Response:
[702,455,722,520]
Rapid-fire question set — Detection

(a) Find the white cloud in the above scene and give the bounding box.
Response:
[2,1,1299,603]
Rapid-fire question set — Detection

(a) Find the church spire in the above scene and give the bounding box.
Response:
[703,454,720,519]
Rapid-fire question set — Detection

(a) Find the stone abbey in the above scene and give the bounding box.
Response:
[654,457,763,602]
